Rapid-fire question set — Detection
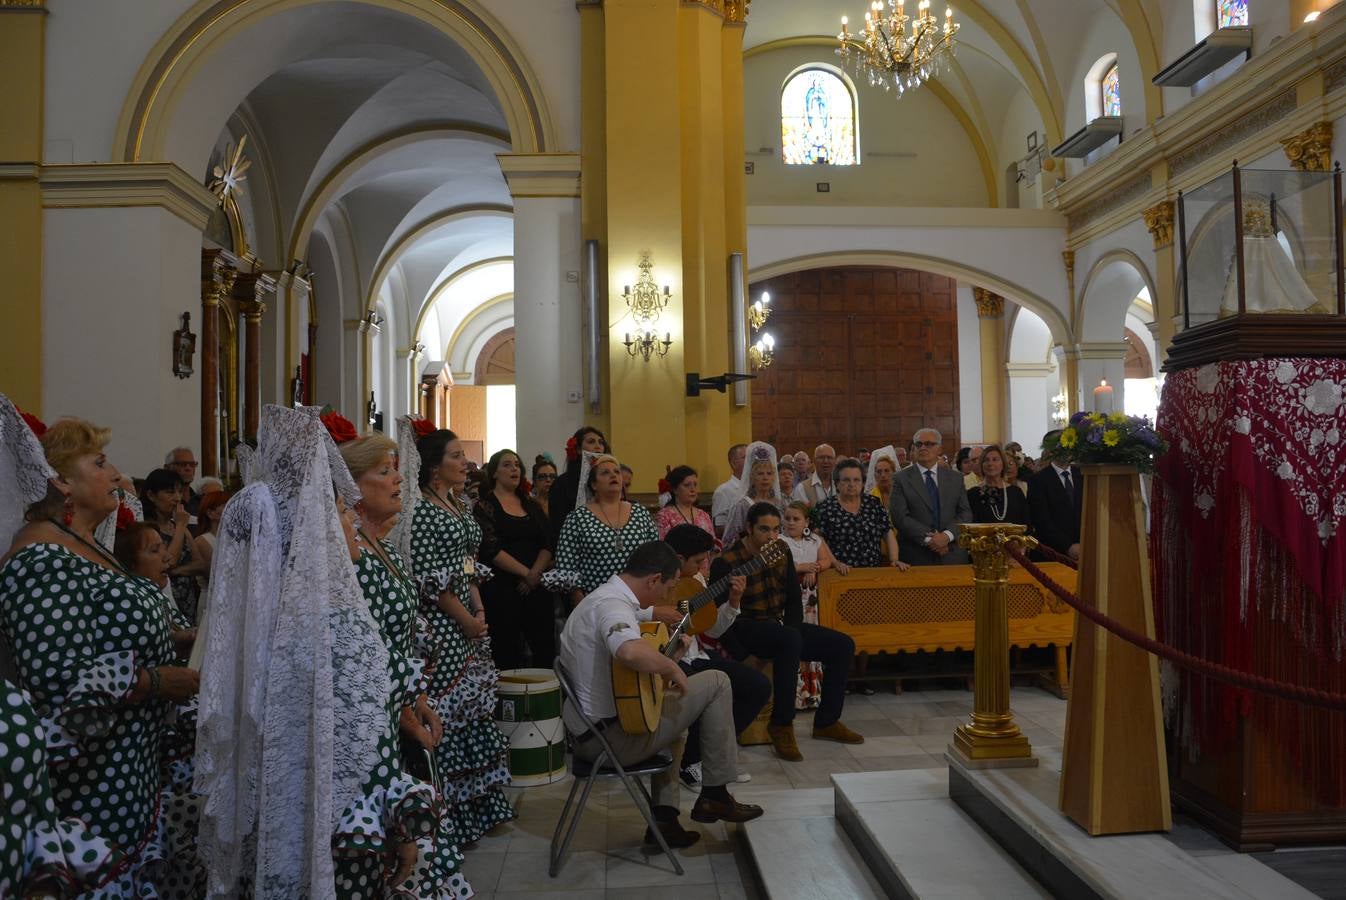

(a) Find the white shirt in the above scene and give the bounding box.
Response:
[558,574,647,721]
[711,476,740,527]
[1052,462,1075,492]
[680,572,741,664]
[791,472,837,504]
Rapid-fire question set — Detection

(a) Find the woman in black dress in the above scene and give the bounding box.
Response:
[475,448,556,670]
[968,445,1030,525]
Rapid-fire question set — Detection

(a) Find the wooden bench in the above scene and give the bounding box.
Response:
[817,563,1078,695]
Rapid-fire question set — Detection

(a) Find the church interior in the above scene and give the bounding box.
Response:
[2,0,1346,897]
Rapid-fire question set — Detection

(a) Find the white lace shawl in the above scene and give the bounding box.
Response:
[865,445,899,492]
[94,489,142,552]
[386,416,422,567]
[574,450,604,506]
[722,442,782,545]
[0,394,54,553]
[194,405,389,900]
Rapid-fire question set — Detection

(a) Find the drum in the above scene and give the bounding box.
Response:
[494,668,567,786]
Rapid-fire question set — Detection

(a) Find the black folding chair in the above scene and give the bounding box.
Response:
[549,661,684,877]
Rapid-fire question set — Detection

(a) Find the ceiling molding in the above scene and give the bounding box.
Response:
[364,203,514,316]
[446,291,513,375]
[411,254,514,343]
[496,152,582,198]
[39,162,218,230]
[285,122,511,268]
[112,0,555,163]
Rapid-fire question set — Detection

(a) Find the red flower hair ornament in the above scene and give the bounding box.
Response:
[565,436,579,462]
[410,418,437,439]
[115,503,136,531]
[657,478,673,495]
[18,407,46,438]
[320,410,358,445]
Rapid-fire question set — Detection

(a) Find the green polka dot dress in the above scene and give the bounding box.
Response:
[554,504,659,593]
[0,543,175,895]
[410,499,514,849]
[333,542,454,898]
[0,681,125,898]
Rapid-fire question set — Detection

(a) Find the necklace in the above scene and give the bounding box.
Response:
[51,519,128,573]
[356,526,414,588]
[594,501,626,553]
[984,485,1008,522]
[677,503,696,525]
[429,485,465,518]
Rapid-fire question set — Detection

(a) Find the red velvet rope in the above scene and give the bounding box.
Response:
[1004,543,1346,712]
[1032,542,1078,570]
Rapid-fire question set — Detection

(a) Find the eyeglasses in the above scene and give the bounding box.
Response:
[174,460,199,469]
[913,441,940,448]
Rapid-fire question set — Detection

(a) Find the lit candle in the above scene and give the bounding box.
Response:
[1093,379,1114,412]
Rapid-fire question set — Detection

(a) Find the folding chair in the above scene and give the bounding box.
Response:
[549,662,684,877]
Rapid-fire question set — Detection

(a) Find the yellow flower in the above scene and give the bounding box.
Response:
[1087,413,1106,426]
[1059,428,1079,448]
[1103,429,1121,447]
[1108,412,1128,425]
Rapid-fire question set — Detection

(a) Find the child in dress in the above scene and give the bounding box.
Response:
[780,502,848,709]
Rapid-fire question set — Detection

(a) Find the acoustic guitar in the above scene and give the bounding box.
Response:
[611,539,788,734]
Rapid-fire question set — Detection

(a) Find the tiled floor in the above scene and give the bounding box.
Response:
[462,684,1067,899]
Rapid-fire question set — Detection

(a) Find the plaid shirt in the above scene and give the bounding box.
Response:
[710,539,802,628]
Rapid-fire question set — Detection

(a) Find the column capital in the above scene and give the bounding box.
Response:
[973,287,1004,318]
[40,162,217,230]
[239,300,266,322]
[496,152,582,198]
[1142,200,1175,249]
[1279,121,1333,172]
[1073,341,1131,360]
[1061,250,1075,274]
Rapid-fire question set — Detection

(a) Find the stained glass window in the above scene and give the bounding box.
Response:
[781,69,857,166]
[1101,64,1121,117]
[1218,0,1248,28]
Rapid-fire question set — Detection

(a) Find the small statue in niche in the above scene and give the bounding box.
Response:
[291,366,305,407]
[173,312,196,379]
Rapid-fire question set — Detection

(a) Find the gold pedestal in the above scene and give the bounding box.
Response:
[949,524,1038,769]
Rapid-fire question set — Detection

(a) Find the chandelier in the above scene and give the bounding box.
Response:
[625,330,672,362]
[622,252,671,327]
[837,0,958,97]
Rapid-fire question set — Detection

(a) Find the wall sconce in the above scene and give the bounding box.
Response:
[623,252,671,326]
[625,330,673,362]
[748,291,771,330]
[172,311,196,379]
[748,332,775,369]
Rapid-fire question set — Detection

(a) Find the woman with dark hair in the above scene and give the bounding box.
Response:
[548,425,608,543]
[530,454,558,518]
[474,448,556,670]
[141,466,203,622]
[654,464,714,541]
[408,428,514,846]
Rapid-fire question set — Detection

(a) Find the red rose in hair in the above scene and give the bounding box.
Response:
[320,410,358,444]
[18,407,46,437]
[565,436,579,461]
[411,418,436,439]
[115,503,136,531]
[657,478,673,495]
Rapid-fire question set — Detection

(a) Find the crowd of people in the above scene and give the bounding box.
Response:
[0,391,1086,896]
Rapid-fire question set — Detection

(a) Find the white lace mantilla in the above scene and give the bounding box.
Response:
[0,394,54,552]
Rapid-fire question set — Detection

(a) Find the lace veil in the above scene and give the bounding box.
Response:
[386,415,422,566]
[194,404,389,899]
[0,394,54,554]
[574,450,606,506]
[721,442,781,546]
[865,445,899,492]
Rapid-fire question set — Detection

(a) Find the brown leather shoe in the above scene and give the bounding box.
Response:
[643,805,701,849]
[690,793,765,824]
[767,724,803,762]
[812,720,865,744]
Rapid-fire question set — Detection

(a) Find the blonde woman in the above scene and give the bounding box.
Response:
[721,443,784,548]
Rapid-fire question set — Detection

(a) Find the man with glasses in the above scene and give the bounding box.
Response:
[888,428,972,565]
[165,446,201,515]
[792,443,838,506]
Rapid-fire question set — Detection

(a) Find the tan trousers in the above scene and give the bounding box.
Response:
[568,669,737,807]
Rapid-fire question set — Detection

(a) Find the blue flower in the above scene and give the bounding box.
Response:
[1069,411,1091,427]
[1135,427,1160,448]
[1086,427,1104,445]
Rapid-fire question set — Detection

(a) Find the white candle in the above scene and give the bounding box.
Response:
[1093,379,1114,413]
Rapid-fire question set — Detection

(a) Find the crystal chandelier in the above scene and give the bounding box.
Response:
[837,0,959,97]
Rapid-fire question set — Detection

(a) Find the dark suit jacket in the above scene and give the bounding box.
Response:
[888,464,973,565]
[1028,464,1082,555]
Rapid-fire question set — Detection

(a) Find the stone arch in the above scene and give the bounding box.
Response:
[113,0,554,165]
[748,250,1072,345]
[446,292,512,380]
[473,327,515,385]
[1077,248,1156,343]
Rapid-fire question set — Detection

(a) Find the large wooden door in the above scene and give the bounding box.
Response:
[749,267,960,456]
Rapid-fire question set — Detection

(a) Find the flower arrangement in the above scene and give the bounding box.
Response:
[1045,411,1169,472]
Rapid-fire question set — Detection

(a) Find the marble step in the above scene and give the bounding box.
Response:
[834,769,1052,900]
[740,792,887,900]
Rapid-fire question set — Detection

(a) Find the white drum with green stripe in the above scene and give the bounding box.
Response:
[495,668,567,786]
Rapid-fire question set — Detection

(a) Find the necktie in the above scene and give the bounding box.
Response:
[1061,469,1075,502]
[924,470,942,526]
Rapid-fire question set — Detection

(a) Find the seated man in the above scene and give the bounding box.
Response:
[661,524,771,788]
[558,540,763,850]
[711,502,863,762]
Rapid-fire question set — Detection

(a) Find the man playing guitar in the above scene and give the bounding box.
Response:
[662,524,771,789]
[558,541,764,851]
[711,501,864,762]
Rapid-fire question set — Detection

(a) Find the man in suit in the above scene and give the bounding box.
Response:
[1028,430,1083,561]
[888,427,973,565]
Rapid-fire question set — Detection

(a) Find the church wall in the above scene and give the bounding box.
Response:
[42,205,201,477]
[956,283,984,444]
[487,0,581,150]
[743,47,987,207]
[996,89,1047,209]
[1159,1,1299,120]
[1061,14,1145,178]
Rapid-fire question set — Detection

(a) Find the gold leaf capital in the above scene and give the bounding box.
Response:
[1279,121,1333,172]
[1142,200,1175,249]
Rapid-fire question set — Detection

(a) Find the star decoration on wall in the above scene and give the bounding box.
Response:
[208,136,251,203]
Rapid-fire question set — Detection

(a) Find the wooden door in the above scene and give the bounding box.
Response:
[749,266,960,457]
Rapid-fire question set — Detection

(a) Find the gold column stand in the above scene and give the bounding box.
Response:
[948,523,1039,769]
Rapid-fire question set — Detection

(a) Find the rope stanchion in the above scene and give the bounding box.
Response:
[1031,542,1078,570]
[1005,543,1346,712]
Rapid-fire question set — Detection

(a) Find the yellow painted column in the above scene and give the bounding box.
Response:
[974,288,1006,445]
[0,1,46,412]
[722,9,752,450]
[578,0,611,436]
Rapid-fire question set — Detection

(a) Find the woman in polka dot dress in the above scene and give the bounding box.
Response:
[410,429,514,853]
[554,454,658,607]
[339,433,468,898]
[0,418,201,896]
